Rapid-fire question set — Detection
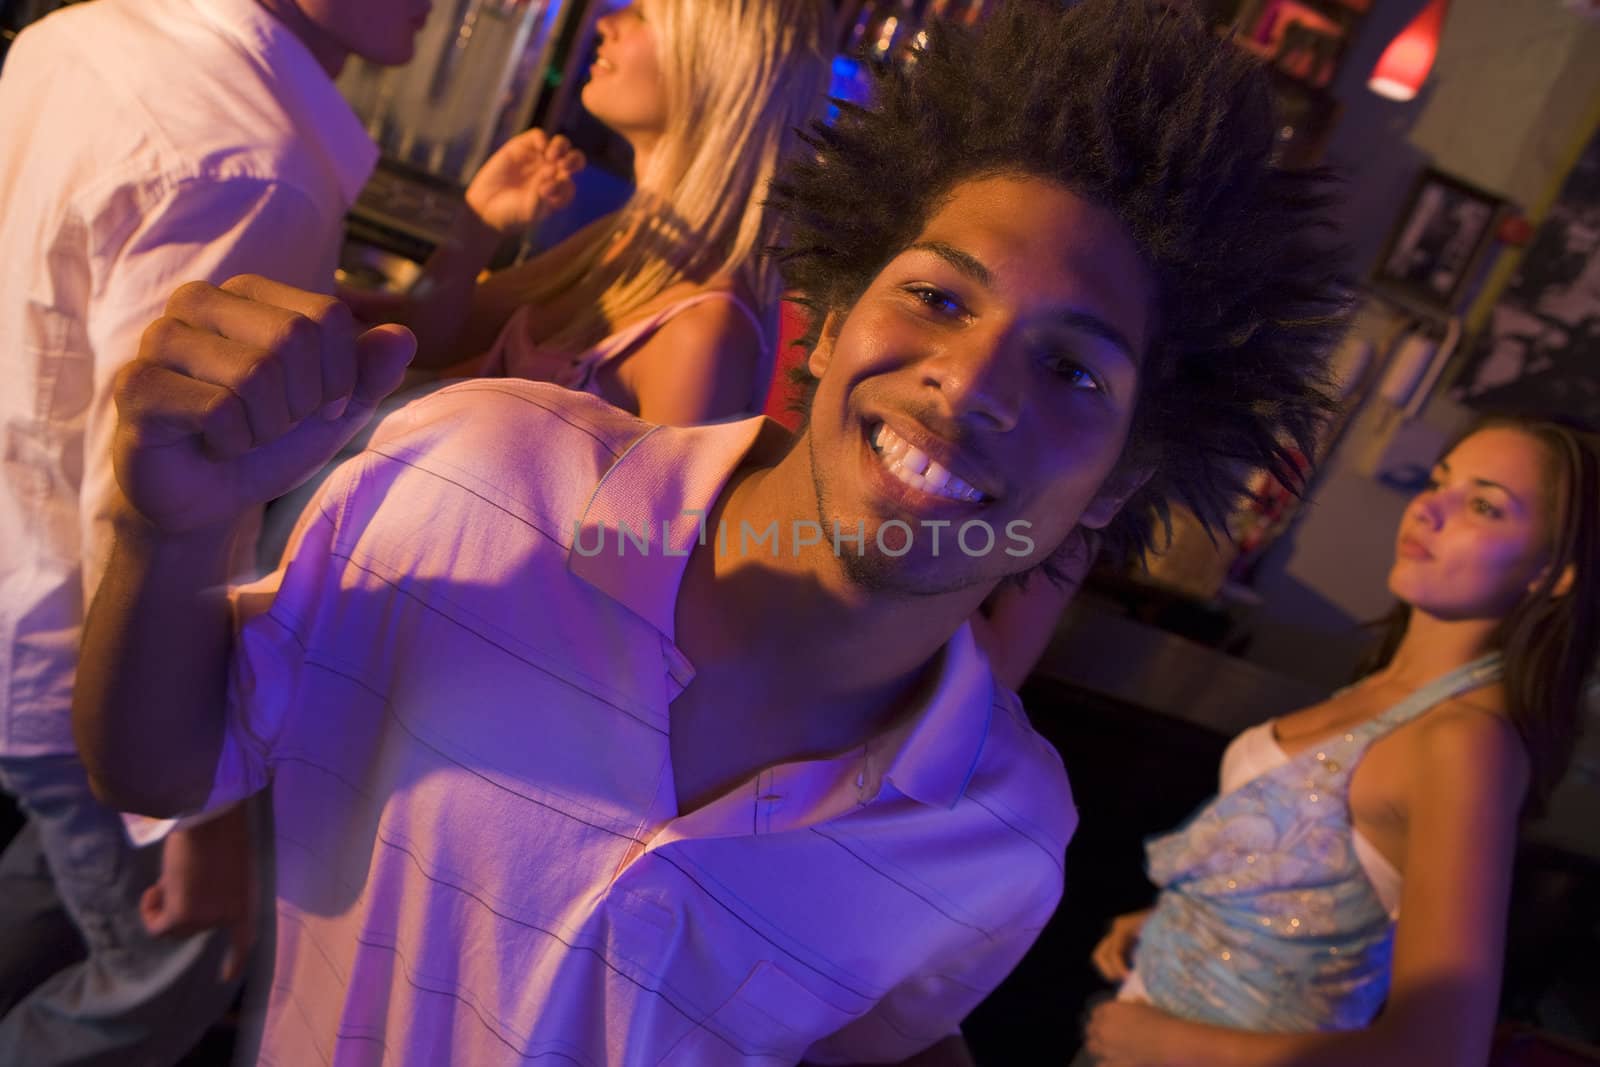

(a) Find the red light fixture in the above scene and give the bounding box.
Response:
[1368,0,1450,102]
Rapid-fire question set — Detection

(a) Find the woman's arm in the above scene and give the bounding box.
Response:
[346,130,585,370]
[1085,709,1529,1067]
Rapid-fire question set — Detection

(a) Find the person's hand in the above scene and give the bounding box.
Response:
[140,803,256,983]
[1083,999,1182,1067]
[1091,908,1151,984]
[465,128,586,235]
[112,274,416,533]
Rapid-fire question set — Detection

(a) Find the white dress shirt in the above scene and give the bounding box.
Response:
[0,0,377,757]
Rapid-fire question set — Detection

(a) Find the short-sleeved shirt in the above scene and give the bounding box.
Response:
[0,0,377,757]
[215,381,1074,1065]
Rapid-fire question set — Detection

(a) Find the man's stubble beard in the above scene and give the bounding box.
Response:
[806,430,1009,598]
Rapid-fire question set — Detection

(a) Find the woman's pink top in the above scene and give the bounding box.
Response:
[480,289,772,418]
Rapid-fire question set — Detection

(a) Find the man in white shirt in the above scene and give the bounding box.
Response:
[73,2,1350,1063]
[0,1,427,1061]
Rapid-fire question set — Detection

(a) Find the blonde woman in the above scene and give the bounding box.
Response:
[363,0,830,425]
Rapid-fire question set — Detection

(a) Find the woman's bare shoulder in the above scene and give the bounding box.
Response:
[1407,693,1529,800]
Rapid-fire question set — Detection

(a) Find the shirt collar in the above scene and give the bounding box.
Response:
[190,0,378,206]
[570,414,995,813]
[568,415,773,639]
[870,623,995,809]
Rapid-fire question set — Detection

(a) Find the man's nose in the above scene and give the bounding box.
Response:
[920,329,1024,433]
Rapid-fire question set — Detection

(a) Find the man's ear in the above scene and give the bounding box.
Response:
[806,312,843,381]
[1079,466,1153,530]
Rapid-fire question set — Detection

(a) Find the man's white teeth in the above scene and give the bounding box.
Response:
[901,443,929,477]
[871,423,984,503]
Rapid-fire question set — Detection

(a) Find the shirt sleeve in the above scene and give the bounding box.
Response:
[201,469,352,814]
[801,920,1055,1064]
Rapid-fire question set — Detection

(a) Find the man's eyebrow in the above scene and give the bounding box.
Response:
[905,240,1139,365]
[1053,310,1139,368]
[907,241,992,288]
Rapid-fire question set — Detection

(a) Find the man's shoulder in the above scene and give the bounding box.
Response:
[375,378,650,451]
[966,686,1077,860]
[2,3,110,99]
[16,0,303,146]
[6,0,293,178]
[8,0,102,50]
[359,380,654,516]
[12,0,208,87]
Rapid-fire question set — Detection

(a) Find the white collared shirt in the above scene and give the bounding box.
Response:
[209,381,1075,1064]
[0,0,377,756]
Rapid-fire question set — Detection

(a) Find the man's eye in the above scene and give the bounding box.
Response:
[1058,362,1104,392]
[905,286,965,319]
[1049,357,1104,392]
[1030,342,1104,393]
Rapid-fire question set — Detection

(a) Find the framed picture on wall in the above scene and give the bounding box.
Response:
[1373,167,1504,313]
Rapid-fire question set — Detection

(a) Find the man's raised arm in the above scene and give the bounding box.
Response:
[72,275,414,816]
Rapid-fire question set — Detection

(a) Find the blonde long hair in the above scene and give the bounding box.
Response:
[521,0,829,355]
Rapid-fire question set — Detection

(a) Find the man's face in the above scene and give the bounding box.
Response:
[804,173,1153,595]
[302,0,433,66]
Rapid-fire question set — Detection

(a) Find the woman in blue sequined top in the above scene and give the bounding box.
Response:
[1079,416,1599,1067]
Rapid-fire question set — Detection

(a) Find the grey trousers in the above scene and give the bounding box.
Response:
[0,753,241,1066]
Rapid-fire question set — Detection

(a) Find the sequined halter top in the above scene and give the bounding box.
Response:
[1129,653,1504,1032]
